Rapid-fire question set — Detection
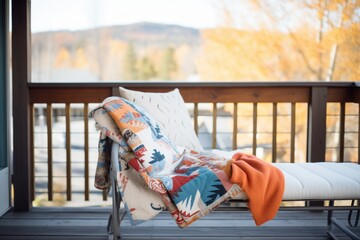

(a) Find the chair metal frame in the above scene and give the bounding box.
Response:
[107,142,360,240]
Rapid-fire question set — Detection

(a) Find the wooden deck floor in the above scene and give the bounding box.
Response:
[0,207,359,240]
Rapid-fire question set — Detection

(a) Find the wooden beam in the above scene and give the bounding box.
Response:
[253,103,258,155]
[28,82,358,104]
[212,103,217,149]
[272,103,277,163]
[307,87,327,163]
[65,104,71,201]
[339,102,345,163]
[352,86,360,103]
[290,103,296,163]
[84,104,89,201]
[46,104,53,201]
[29,87,112,103]
[194,103,198,136]
[12,0,31,211]
[30,105,34,201]
[232,103,238,150]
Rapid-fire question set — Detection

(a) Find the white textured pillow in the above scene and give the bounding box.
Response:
[119,87,203,152]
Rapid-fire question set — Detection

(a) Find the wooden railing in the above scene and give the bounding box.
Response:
[28,81,360,205]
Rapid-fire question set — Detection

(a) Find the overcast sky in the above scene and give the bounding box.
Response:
[31,0,221,32]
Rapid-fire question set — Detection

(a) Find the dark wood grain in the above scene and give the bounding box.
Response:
[12,0,31,211]
[0,208,359,240]
[307,87,327,163]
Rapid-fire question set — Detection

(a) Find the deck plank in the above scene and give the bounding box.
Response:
[0,208,359,240]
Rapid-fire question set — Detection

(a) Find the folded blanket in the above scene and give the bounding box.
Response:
[90,96,284,227]
[224,153,285,226]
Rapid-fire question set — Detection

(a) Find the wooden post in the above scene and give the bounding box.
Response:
[12,0,32,211]
[307,87,327,207]
[307,87,327,163]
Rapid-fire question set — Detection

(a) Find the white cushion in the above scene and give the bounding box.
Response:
[119,87,203,152]
[276,162,360,200]
[231,163,360,201]
[232,162,360,201]
[212,149,360,201]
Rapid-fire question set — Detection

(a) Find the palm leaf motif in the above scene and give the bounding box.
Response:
[202,178,227,206]
[172,185,198,210]
[149,149,165,165]
[172,168,227,210]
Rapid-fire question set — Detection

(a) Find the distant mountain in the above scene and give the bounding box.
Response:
[31,22,202,82]
[33,22,202,48]
[101,22,201,47]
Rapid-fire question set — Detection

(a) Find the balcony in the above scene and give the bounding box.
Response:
[2,0,360,239]
[2,81,360,239]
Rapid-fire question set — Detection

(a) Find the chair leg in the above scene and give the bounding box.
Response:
[327,201,336,240]
[111,178,121,239]
[348,200,360,227]
[327,200,360,240]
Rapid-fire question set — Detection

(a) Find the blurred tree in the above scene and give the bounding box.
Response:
[73,47,88,68]
[122,42,138,80]
[105,40,127,80]
[158,47,177,80]
[198,0,359,81]
[54,47,71,68]
[138,57,157,80]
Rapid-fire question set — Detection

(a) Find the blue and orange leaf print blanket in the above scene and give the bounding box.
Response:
[90,96,242,227]
[90,96,286,228]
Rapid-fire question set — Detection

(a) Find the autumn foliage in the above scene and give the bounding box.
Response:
[198,0,359,81]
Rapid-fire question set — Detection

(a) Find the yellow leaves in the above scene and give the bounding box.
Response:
[199,28,293,81]
[73,48,88,68]
[54,47,71,68]
[198,0,359,81]
[54,47,88,69]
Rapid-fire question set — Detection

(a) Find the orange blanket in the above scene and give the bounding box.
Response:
[224,152,284,226]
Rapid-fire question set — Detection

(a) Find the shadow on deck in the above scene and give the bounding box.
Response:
[0,207,359,240]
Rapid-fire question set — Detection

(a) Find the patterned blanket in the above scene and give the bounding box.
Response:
[90,97,283,227]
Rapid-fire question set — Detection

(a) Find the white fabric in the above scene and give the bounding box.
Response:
[232,163,360,201]
[119,87,203,152]
[211,150,360,200]
[276,162,360,200]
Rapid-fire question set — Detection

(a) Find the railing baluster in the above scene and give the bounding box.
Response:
[84,103,89,201]
[339,102,345,163]
[212,103,217,149]
[253,103,258,155]
[46,103,53,201]
[233,103,238,150]
[194,103,198,135]
[272,103,277,163]
[65,104,71,201]
[30,104,35,201]
[291,103,296,163]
